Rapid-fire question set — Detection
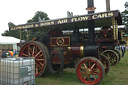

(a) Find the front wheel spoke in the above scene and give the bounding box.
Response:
[80,67,86,70]
[81,71,86,75]
[93,71,99,75]
[88,75,91,81]
[93,75,97,80]
[84,75,87,79]
[84,64,88,69]
[91,63,95,69]
[88,61,91,68]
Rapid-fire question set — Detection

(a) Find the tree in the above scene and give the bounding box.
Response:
[121,2,128,34]
[2,22,20,39]
[27,11,49,22]
[2,11,50,40]
[27,11,50,40]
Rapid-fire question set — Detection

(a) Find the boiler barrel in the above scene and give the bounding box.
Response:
[68,45,99,58]
[84,45,99,57]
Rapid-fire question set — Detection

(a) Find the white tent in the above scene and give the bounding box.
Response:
[0,36,20,50]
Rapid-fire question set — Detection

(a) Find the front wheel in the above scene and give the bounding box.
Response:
[76,57,105,85]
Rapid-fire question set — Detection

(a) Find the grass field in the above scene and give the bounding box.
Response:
[36,51,128,85]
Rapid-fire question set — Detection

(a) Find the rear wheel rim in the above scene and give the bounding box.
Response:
[19,41,46,77]
[76,58,104,85]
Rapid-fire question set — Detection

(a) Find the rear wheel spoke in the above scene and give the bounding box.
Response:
[28,46,32,52]
[35,50,42,57]
[23,53,29,57]
[36,59,45,61]
[32,46,35,56]
[36,66,39,73]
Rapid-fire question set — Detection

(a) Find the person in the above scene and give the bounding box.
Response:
[2,50,7,58]
[13,49,17,56]
[0,50,2,58]
[120,45,126,57]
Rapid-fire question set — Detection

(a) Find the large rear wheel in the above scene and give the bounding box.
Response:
[19,41,49,77]
[76,57,104,85]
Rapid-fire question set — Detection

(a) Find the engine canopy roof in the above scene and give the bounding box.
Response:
[9,10,122,31]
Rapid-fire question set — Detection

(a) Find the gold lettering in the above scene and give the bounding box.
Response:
[79,17,82,21]
[108,12,113,17]
[75,18,78,22]
[97,14,102,18]
[10,27,13,30]
[51,21,54,25]
[71,18,78,22]
[92,15,97,19]
[40,23,45,26]
[58,19,67,24]
[104,13,108,17]
[71,18,74,22]
[31,25,34,28]
[101,14,105,18]
[82,16,89,20]
[64,19,67,23]
[46,22,51,25]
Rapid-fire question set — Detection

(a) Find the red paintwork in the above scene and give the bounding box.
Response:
[50,44,83,64]
[76,58,103,85]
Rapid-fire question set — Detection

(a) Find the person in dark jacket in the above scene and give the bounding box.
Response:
[120,45,126,57]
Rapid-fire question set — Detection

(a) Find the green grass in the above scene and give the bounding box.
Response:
[36,51,128,85]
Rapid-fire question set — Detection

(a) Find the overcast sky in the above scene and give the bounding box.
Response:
[0,0,127,35]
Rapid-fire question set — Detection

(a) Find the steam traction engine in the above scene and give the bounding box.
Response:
[9,10,122,85]
[96,21,124,66]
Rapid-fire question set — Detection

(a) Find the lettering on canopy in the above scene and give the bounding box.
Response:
[9,11,117,30]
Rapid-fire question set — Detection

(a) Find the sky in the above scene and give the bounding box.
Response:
[0,0,127,35]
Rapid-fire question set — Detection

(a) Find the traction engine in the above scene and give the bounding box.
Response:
[96,23,122,66]
[10,10,122,85]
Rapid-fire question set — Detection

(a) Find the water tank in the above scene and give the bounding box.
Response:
[0,57,35,85]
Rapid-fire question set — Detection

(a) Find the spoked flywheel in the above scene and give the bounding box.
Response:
[76,57,105,85]
[100,53,110,74]
[101,50,118,66]
[19,41,50,77]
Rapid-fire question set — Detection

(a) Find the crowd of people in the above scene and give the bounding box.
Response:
[0,49,18,58]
